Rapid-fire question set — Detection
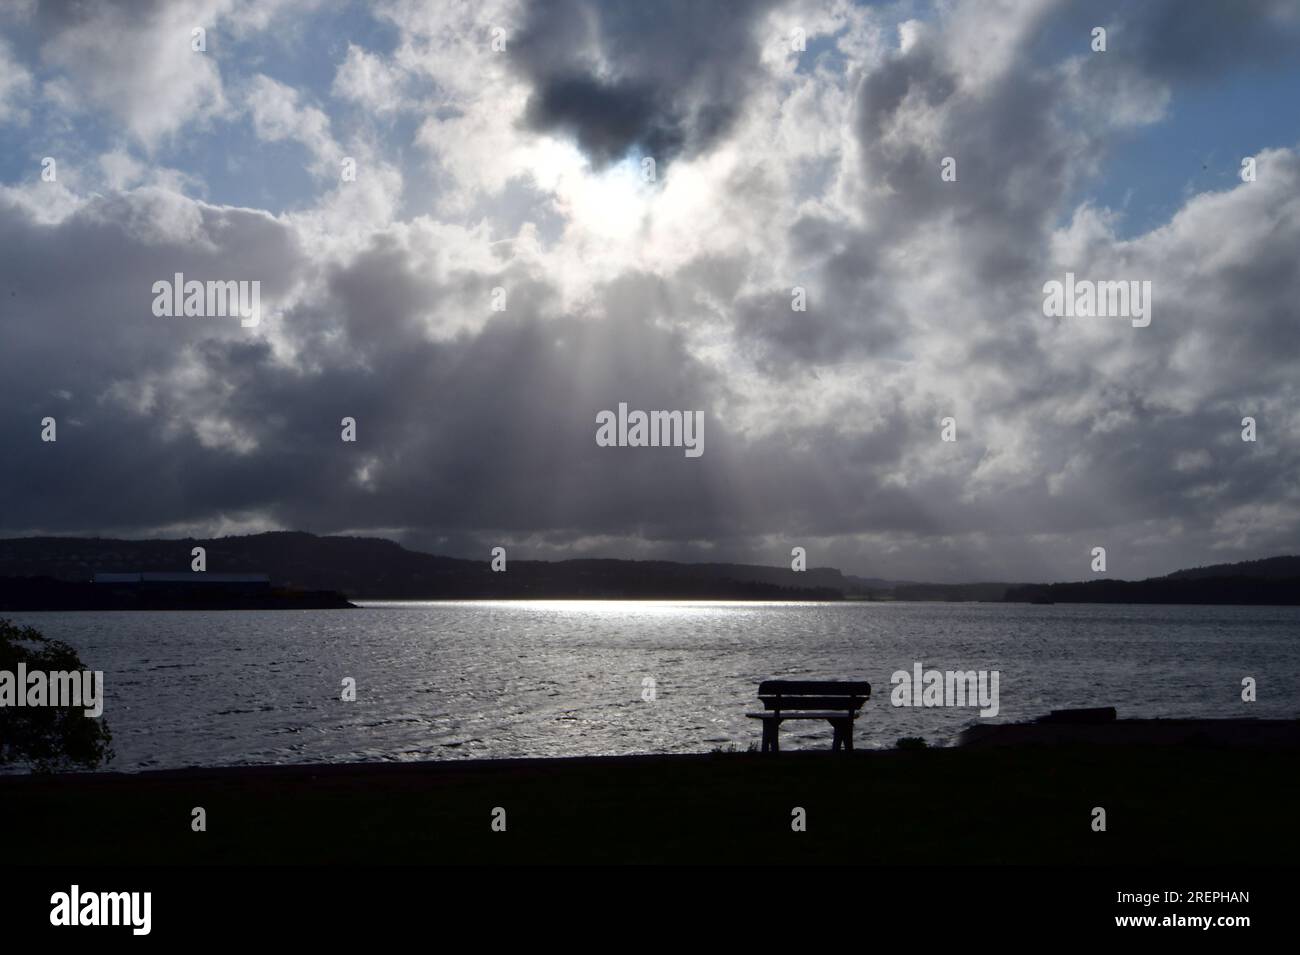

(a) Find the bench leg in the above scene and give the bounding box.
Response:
[762,719,780,753]
[830,719,852,752]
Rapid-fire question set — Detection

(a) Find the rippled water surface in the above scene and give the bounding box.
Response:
[7,601,1298,771]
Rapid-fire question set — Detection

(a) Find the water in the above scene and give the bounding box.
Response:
[4,601,1298,771]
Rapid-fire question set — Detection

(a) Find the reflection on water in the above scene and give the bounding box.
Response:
[6,601,1299,771]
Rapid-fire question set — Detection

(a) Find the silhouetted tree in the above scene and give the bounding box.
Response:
[0,619,113,771]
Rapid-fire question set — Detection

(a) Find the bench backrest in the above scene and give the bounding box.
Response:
[757,680,871,712]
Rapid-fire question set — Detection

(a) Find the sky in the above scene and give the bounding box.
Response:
[1,0,1298,583]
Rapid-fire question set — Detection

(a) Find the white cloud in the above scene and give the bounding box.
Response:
[331,43,405,112]
[38,0,233,147]
[245,73,339,174]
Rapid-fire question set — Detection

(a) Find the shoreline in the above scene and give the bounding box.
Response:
[5,718,1297,864]
[9,597,1300,611]
[4,716,1296,782]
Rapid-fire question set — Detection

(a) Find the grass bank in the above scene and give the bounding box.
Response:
[3,739,1297,864]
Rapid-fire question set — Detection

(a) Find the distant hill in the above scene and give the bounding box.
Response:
[1163,555,1300,581]
[0,532,844,601]
[1005,555,1300,606]
[2,533,1295,605]
[842,573,901,593]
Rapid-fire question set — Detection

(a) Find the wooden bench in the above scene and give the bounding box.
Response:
[746,680,871,753]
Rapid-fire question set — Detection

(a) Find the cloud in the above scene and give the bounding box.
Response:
[331,43,406,113]
[0,0,1298,583]
[245,73,339,175]
[511,0,782,168]
[35,0,232,146]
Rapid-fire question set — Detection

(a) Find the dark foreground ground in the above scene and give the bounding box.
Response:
[3,720,1298,864]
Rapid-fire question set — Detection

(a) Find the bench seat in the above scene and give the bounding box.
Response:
[745,711,859,720]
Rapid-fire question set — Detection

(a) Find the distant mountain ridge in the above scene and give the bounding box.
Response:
[0,533,1295,604]
[1162,555,1300,581]
[1005,555,1300,606]
[0,532,844,601]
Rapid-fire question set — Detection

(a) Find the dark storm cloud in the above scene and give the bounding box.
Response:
[0,191,719,539]
[0,189,299,391]
[0,189,301,533]
[522,73,684,168]
[511,0,780,167]
[0,188,944,565]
